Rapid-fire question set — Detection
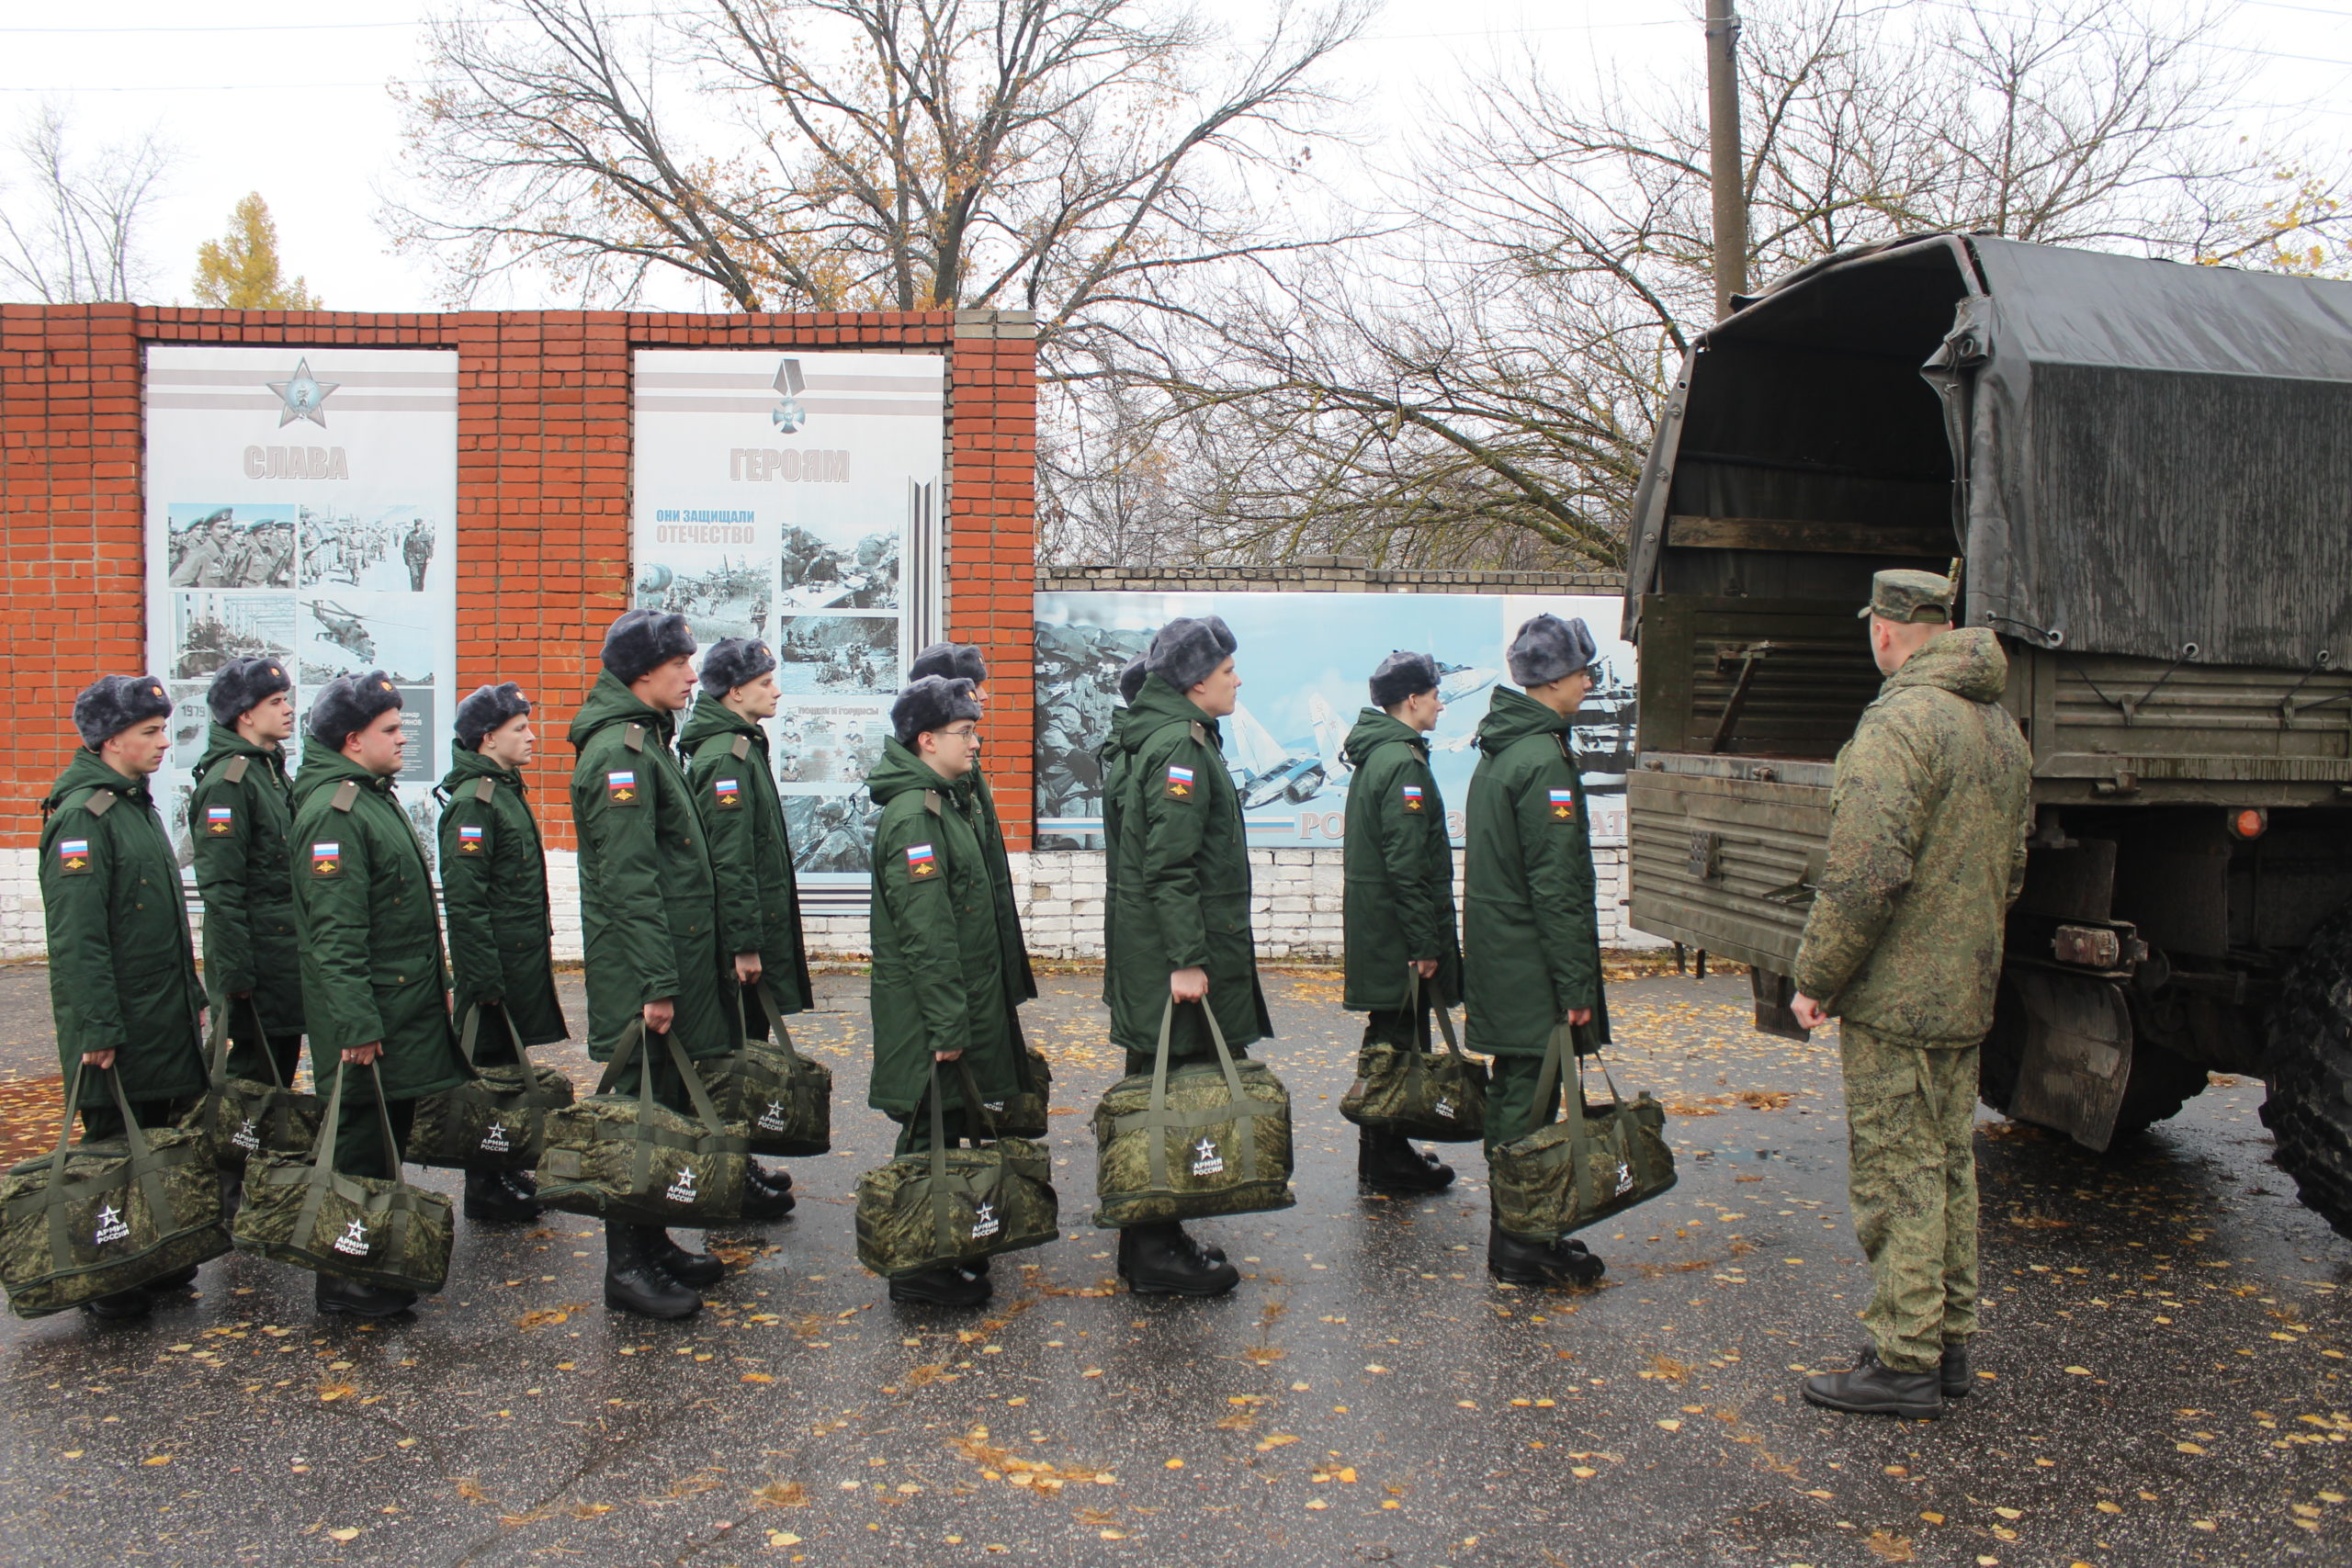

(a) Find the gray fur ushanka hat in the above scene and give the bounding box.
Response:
[454,682,531,749]
[910,640,989,685]
[309,671,403,750]
[1144,615,1238,694]
[206,655,293,727]
[891,676,983,747]
[73,675,172,749]
[1507,614,1598,689]
[698,637,779,695]
[1369,650,1442,709]
[600,609,697,683]
[1116,653,1148,703]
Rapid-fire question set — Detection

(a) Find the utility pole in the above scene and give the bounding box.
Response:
[1705,0,1748,321]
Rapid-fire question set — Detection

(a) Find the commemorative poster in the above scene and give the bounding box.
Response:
[143,347,459,875]
[1033,591,1635,851]
[631,350,944,890]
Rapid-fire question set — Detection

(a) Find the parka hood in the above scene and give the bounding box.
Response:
[42,748,153,814]
[1342,707,1427,768]
[1883,626,2008,705]
[1474,684,1572,756]
[679,695,768,753]
[440,743,527,797]
[867,737,962,805]
[1125,674,1224,749]
[196,721,287,777]
[292,737,396,807]
[566,670,677,752]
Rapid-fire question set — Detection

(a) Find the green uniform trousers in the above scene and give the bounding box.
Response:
[892,1107,979,1156]
[1840,1021,1980,1373]
[330,1080,418,1182]
[1123,1042,1252,1077]
[221,994,305,1089]
[80,1093,193,1144]
[1360,1005,1429,1052]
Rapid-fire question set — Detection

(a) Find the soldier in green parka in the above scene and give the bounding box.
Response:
[909,642,1038,1006]
[1095,654,1149,1012]
[1464,615,1610,1289]
[40,675,209,1320]
[1792,571,2031,1421]
[1340,650,1462,1194]
[568,610,741,1321]
[1102,616,1267,1297]
[187,656,304,1104]
[866,676,1030,1308]
[436,682,569,1225]
[288,671,469,1318]
[679,637,810,1219]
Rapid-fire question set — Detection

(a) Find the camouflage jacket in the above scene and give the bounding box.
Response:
[1792,628,2032,1046]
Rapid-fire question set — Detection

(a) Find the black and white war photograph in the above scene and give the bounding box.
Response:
[772,699,889,786]
[781,786,879,874]
[634,557,775,645]
[164,502,298,588]
[167,591,294,681]
[778,521,898,612]
[296,502,442,592]
[774,613,897,694]
[297,592,436,686]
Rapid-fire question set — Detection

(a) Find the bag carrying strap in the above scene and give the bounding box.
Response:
[594,1020,735,1202]
[1527,1021,1627,1179]
[289,1060,415,1255]
[458,1004,540,1081]
[913,1055,1008,1256]
[206,993,290,1090]
[744,981,812,1070]
[40,1062,173,1271]
[1137,997,1265,1190]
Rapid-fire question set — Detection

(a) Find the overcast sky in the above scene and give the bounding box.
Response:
[1,0,2346,311]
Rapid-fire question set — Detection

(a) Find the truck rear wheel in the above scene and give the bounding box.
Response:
[1977,976,2207,1140]
[2259,902,2352,1241]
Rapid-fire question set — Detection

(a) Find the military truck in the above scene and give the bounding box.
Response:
[1620,233,2352,1236]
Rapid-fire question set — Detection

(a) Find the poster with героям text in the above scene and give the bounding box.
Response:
[630,350,944,893]
[142,346,459,881]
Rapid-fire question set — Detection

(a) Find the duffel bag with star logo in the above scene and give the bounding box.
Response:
[406,1005,578,1172]
[854,1057,1057,1279]
[1340,967,1488,1143]
[695,982,832,1158]
[533,1021,748,1226]
[1488,1022,1677,1240]
[1092,998,1295,1228]
[187,995,322,1173]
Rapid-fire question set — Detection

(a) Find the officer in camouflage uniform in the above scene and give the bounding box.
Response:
[1340,650,1460,1193]
[436,682,570,1224]
[1792,570,2032,1419]
[187,657,305,1122]
[289,672,469,1319]
[39,676,209,1320]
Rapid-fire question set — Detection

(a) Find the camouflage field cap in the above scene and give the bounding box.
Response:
[1860,569,1954,624]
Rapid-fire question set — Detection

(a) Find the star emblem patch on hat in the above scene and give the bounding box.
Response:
[1165,764,1194,799]
[1547,788,1577,822]
[606,770,638,803]
[906,842,938,879]
[206,807,234,835]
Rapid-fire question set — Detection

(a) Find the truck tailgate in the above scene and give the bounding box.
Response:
[1627,753,1835,970]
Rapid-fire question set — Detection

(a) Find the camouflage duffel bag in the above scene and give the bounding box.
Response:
[1339,972,1487,1143]
[855,1060,1057,1279]
[407,1006,577,1172]
[980,1044,1053,1140]
[1489,1025,1677,1240]
[1093,999,1295,1228]
[535,1022,748,1226]
[1,1064,232,1318]
[189,996,322,1173]
[699,984,832,1158]
[232,1062,453,1294]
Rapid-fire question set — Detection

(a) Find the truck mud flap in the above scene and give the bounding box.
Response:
[2008,969,2133,1152]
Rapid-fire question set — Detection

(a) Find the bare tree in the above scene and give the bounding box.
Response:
[1057,0,2335,570]
[0,105,174,304]
[390,0,1369,344]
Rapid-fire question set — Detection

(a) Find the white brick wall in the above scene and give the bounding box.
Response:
[0,841,1660,964]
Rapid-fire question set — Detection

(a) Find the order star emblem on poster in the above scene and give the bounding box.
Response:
[266,357,341,428]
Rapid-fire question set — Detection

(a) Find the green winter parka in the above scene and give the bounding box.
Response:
[677,697,813,1012]
[38,750,207,1108]
[1102,675,1272,1059]
[1340,709,1461,1011]
[1462,686,1610,1058]
[865,740,1022,1116]
[1792,628,2033,1046]
[1095,700,1143,1009]
[566,672,736,1063]
[288,740,467,1101]
[187,725,304,1035]
[435,747,569,1047]
[968,761,1038,1005]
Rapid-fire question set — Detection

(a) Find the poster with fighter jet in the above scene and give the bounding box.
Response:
[1032,592,1635,851]
[143,347,459,874]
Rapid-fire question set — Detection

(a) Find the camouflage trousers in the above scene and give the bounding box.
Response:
[1840,1022,1980,1373]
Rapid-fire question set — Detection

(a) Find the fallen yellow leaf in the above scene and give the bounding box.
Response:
[141,1455,173,1467]
[741,1372,775,1383]
[2063,1366,2092,1377]
[327,1529,360,1542]
[2177,1441,2206,1455]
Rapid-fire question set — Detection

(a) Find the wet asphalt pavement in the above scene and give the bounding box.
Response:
[0,961,2344,1568]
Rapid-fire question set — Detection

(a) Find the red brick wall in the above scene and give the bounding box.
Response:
[0,305,1038,852]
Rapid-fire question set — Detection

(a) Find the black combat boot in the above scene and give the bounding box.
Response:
[649,1229,726,1289]
[604,1224,700,1320]
[464,1168,539,1224]
[80,1286,153,1322]
[1358,1128,1455,1193]
[1487,1222,1606,1287]
[316,1273,418,1319]
[752,1161,793,1195]
[1940,1339,1973,1400]
[889,1263,991,1307]
[1123,1223,1241,1297]
[148,1264,200,1292]
[1802,1346,1944,1420]
[503,1169,539,1201]
[1115,1228,1227,1278]
[734,1168,796,1223]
